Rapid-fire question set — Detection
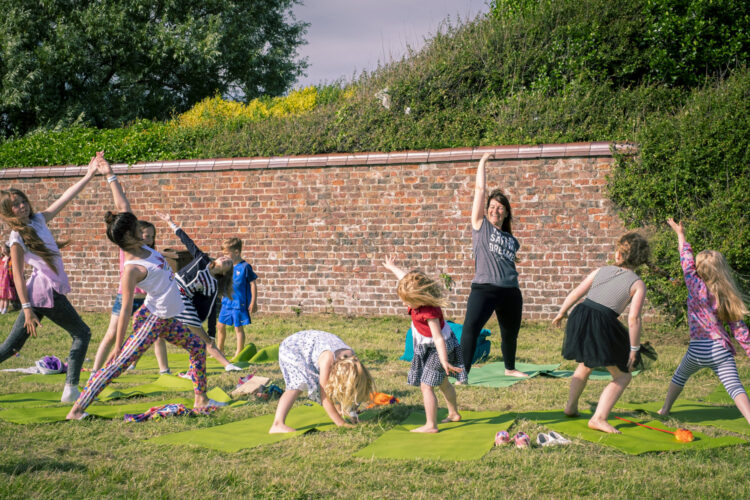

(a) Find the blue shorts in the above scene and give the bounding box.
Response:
[111,294,146,316]
[218,307,251,327]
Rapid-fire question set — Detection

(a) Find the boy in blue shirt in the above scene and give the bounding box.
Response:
[217,237,258,359]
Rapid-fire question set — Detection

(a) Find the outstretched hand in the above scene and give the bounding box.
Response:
[382,254,397,270]
[95,151,113,176]
[442,362,463,376]
[480,151,493,163]
[86,155,99,177]
[666,218,684,235]
[551,312,566,328]
[155,212,173,224]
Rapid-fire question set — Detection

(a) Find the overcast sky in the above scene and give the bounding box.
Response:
[290,0,491,89]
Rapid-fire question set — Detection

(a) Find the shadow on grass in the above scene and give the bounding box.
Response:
[0,457,86,475]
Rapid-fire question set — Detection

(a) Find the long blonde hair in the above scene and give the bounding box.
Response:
[695,250,749,322]
[397,271,448,308]
[324,357,375,417]
[0,189,68,274]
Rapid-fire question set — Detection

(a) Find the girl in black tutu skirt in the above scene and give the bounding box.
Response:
[552,232,650,434]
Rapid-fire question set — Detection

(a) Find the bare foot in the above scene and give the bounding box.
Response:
[193,393,209,409]
[411,424,439,433]
[564,403,579,417]
[269,423,297,434]
[505,369,529,378]
[656,408,669,417]
[66,405,87,420]
[588,418,621,434]
[441,413,462,423]
[454,381,467,386]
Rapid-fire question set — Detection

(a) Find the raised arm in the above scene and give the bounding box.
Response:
[97,152,130,213]
[471,152,492,231]
[551,269,598,327]
[157,212,203,258]
[41,155,99,222]
[382,255,407,280]
[666,218,686,251]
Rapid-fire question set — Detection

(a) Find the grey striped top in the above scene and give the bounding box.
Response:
[586,266,640,314]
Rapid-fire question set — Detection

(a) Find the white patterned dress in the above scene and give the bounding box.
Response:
[278,330,351,403]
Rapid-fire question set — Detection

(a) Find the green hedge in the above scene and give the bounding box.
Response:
[610,68,750,322]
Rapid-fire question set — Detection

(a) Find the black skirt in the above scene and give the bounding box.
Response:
[562,299,630,373]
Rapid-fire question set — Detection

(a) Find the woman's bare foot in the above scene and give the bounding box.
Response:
[588,417,621,434]
[411,424,439,433]
[269,423,297,434]
[505,369,529,378]
[454,381,467,386]
[441,412,462,423]
[656,408,669,417]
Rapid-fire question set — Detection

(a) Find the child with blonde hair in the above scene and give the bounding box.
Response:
[658,219,750,424]
[269,330,374,433]
[383,256,466,433]
[0,243,18,314]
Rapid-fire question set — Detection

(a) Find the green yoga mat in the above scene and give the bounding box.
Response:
[13,372,158,386]
[701,385,734,405]
[133,353,226,372]
[247,344,280,364]
[354,410,515,461]
[541,369,641,380]
[0,387,236,424]
[451,362,561,388]
[0,391,65,408]
[616,400,750,437]
[149,403,335,452]
[98,375,234,403]
[0,398,195,424]
[516,410,746,454]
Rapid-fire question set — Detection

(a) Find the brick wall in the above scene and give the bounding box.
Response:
[0,142,632,320]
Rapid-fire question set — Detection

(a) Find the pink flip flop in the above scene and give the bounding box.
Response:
[513,431,531,448]
[494,430,511,445]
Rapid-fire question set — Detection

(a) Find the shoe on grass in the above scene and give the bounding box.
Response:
[224,363,243,371]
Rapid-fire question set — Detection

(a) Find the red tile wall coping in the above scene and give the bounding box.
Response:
[0,142,634,178]
[1,141,656,322]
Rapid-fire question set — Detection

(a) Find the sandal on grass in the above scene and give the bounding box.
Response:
[513,431,531,449]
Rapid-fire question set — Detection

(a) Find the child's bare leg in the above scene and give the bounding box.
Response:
[438,378,461,422]
[91,313,119,372]
[733,393,750,425]
[412,383,439,433]
[154,338,169,372]
[657,382,684,416]
[588,365,631,434]
[187,325,233,367]
[565,363,592,416]
[270,389,302,433]
[216,323,227,352]
[234,325,246,358]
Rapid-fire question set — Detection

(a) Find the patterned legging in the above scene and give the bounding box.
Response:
[671,339,747,400]
[75,306,207,410]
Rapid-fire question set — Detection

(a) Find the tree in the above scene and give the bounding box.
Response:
[0,0,308,137]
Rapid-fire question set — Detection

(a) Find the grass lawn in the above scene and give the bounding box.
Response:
[1,311,748,499]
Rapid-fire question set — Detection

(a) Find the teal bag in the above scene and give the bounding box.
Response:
[400,321,491,364]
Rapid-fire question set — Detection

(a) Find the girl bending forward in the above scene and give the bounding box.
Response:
[269,330,374,433]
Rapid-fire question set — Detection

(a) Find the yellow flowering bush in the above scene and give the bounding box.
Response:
[176,87,319,128]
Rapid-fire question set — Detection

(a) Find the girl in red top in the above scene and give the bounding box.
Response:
[383,256,466,433]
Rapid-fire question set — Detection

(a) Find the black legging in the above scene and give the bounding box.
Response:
[461,284,523,374]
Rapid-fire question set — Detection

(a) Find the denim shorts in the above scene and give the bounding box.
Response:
[111,294,146,316]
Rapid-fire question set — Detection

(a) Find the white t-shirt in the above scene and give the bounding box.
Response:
[125,247,184,319]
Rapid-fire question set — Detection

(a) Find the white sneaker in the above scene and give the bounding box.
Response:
[60,384,81,403]
[178,372,192,380]
[548,431,571,445]
[536,432,554,447]
[224,363,242,372]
